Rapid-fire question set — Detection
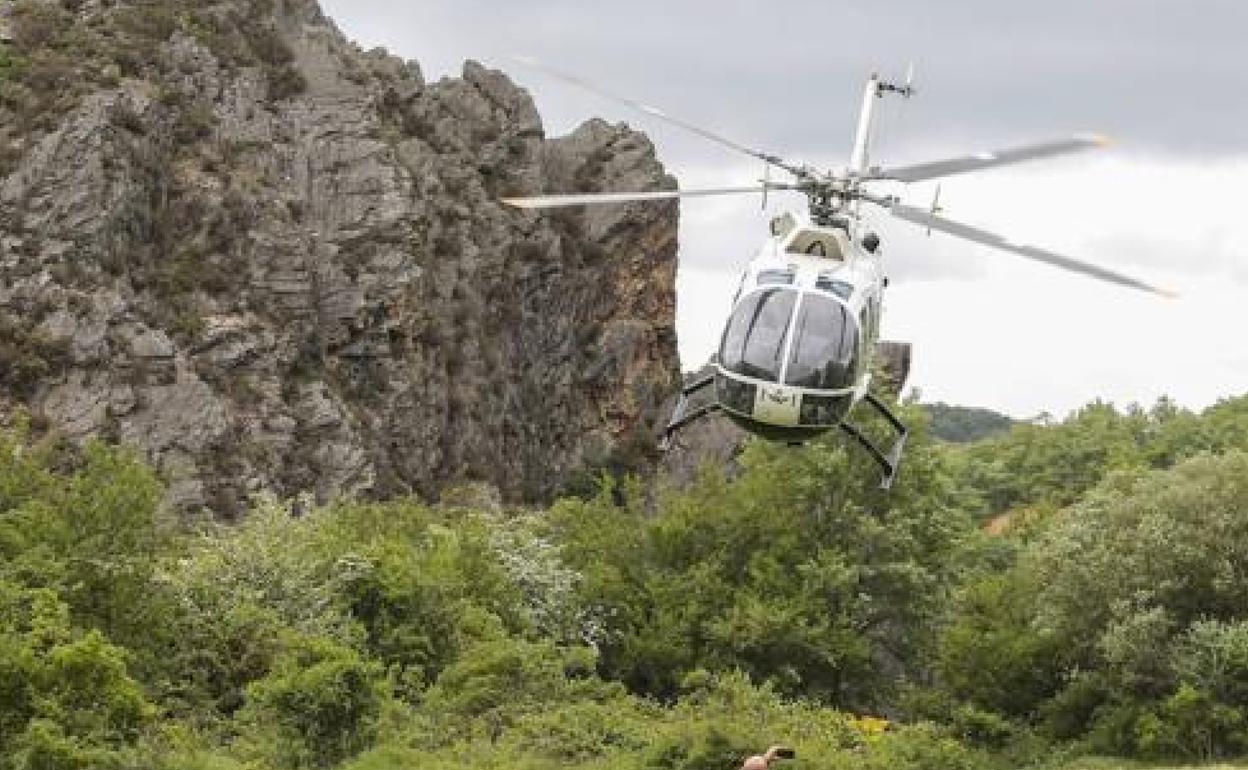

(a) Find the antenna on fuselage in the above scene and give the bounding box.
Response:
[926,184,942,236]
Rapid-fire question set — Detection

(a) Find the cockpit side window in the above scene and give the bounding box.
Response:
[784,295,860,389]
[719,288,797,383]
[816,274,854,300]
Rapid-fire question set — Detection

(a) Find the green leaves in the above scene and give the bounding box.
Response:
[1,390,1246,767]
[940,450,1248,758]
[237,635,386,769]
[551,399,971,709]
[1173,620,1248,707]
[0,433,164,659]
[0,582,154,770]
[952,396,1248,518]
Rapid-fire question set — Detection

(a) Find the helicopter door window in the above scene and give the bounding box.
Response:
[718,288,798,383]
[784,295,859,390]
[756,269,795,285]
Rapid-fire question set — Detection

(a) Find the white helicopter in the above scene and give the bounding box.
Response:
[503,61,1172,489]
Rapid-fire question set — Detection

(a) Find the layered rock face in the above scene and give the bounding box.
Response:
[0,0,679,513]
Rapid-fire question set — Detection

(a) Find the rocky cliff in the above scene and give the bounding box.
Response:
[0,0,680,513]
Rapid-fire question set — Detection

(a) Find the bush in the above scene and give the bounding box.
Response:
[0,434,164,647]
[0,313,71,397]
[937,571,1065,719]
[1174,619,1248,706]
[0,583,154,770]
[0,42,29,82]
[237,634,387,769]
[940,450,1248,758]
[550,404,972,708]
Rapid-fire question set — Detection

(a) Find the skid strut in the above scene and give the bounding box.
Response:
[839,392,909,490]
[659,374,719,451]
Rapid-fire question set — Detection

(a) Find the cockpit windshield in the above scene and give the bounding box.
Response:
[785,295,860,390]
[718,288,796,382]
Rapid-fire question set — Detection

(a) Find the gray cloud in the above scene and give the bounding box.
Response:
[323,0,1248,160]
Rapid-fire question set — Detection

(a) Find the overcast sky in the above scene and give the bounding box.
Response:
[321,0,1248,418]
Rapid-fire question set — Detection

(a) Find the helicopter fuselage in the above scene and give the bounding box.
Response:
[710,211,885,443]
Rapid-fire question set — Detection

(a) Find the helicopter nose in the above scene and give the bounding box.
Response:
[754,385,801,427]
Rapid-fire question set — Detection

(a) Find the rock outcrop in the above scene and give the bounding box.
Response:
[0,0,679,513]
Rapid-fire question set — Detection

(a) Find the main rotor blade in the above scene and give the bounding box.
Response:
[511,56,811,179]
[866,134,1109,183]
[503,185,793,210]
[884,202,1175,297]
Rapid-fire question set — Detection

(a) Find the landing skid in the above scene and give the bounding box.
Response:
[658,375,909,491]
[659,374,719,451]
[839,392,909,490]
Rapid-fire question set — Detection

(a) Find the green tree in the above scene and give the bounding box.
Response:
[550,401,974,708]
[236,634,387,769]
[0,582,154,770]
[939,450,1248,758]
[0,432,164,647]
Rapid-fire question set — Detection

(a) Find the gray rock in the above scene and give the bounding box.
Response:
[0,0,680,515]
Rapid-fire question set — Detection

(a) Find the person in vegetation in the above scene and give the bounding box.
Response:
[741,745,795,770]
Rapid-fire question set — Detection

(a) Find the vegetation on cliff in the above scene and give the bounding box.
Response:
[2,391,1248,770]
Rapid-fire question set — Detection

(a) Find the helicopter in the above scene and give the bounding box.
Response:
[502,60,1173,489]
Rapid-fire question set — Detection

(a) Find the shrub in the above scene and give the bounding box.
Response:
[0,42,29,82]
[0,583,154,770]
[0,313,70,397]
[237,634,387,769]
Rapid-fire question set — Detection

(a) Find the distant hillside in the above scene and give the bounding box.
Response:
[922,402,1014,442]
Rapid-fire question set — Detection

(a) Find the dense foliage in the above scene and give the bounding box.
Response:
[1,392,1247,768]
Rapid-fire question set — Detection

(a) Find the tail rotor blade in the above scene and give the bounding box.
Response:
[880,200,1175,298]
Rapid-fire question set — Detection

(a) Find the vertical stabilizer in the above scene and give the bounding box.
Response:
[849,74,881,177]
